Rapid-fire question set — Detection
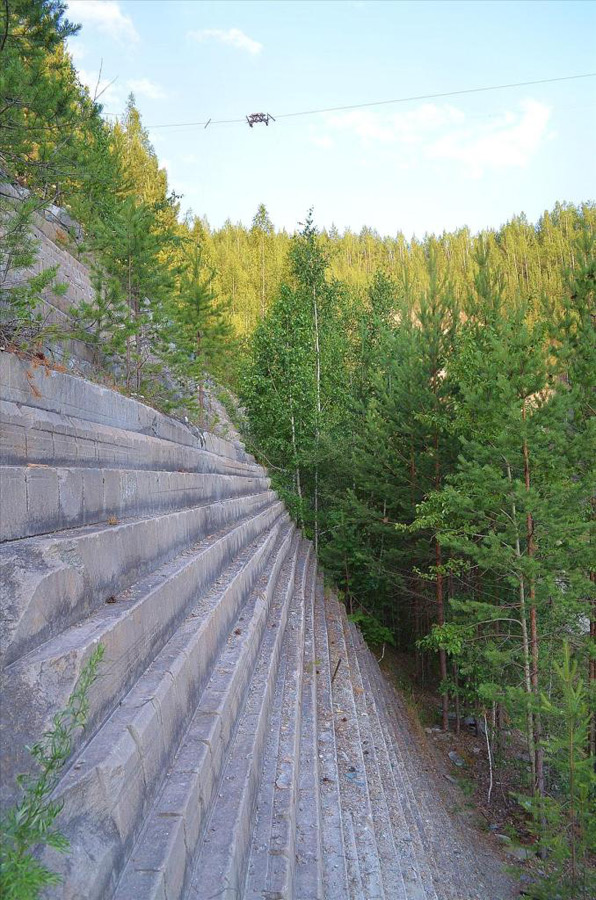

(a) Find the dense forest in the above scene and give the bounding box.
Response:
[1,2,594,897]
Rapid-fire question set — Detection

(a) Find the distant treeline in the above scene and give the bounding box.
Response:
[199,200,593,340]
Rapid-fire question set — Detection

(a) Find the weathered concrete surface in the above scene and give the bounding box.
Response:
[0,352,516,900]
[0,352,251,462]
[0,464,270,541]
[49,526,296,900]
[0,399,262,475]
[1,490,276,667]
[1,506,285,805]
[113,528,299,900]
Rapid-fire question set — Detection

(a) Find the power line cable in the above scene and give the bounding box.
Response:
[142,72,596,130]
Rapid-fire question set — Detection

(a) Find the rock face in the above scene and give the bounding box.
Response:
[0,351,514,899]
[1,179,98,370]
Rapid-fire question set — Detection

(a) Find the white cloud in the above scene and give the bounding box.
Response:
[316,99,550,177]
[427,99,551,177]
[75,69,167,113]
[68,1,139,44]
[188,27,263,55]
[311,134,334,150]
[327,104,465,146]
[127,78,167,101]
[67,39,86,61]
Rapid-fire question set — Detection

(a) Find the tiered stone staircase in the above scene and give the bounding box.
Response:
[0,351,514,900]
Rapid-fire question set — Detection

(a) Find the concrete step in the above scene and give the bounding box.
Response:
[113,527,299,900]
[312,574,350,900]
[352,627,505,900]
[44,524,296,900]
[0,351,253,465]
[353,632,441,899]
[323,595,385,900]
[1,398,264,477]
[244,540,312,900]
[1,490,276,667]
[362,652,466,895]
[0,464,270,541]
[337,608,409,900]
[344,621,436,900]
[291,551,324,900]
[242,621,287,900]
[185,536,304,900]
[0,503,285,807]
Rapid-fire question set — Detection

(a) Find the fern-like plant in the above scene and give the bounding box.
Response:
[0,645,104,899]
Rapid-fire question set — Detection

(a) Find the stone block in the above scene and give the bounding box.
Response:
[81,467,104,523]
[113,868,166,900]
[0,466,27,540]
[131,815,187,899]
[0,402,27,463]
[101,468,121,516]
[127,694,171,795]
[1,352,264,469]
[2,491,277,666]
[57,466,83,528]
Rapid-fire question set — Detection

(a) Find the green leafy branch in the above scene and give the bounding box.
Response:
[0,644,104,900]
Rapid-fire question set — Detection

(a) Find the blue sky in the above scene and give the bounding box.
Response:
[67,0,595,237]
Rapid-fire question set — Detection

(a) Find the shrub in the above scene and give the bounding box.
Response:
[0,645,104,899]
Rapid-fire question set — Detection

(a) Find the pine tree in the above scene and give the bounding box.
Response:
[551,231,596,760]
[84,195,175,390]
[0,0,80,192]
[166,244,234,414]
[242,282,315,525]
[242,212,348,539]
[251,203,274,319]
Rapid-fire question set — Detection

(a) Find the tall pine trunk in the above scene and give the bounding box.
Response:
[260,235,266,318]
[126,253,132,390]
[197,330,204,426]
[289,402,303,528]
[312,283,321,556]
[590,571,596,760]
[523,406,544,798]
[410,444,423,679]
[435,434,449,731]
[436,537,449,730]
[507,461,537,786]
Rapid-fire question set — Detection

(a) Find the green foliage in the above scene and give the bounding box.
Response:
[521,644,596,898]
[241,212,350,539]
[199,201,596,340]
[165,244,234,385]
[0,200,53,348]
[0,1,80,191]
[243,204,595,877]
[417,622,466,657]
[348,611,395,648]
[0,0,118,354]
[0,645,104,900]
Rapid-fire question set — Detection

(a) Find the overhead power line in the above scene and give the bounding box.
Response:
[144,72,596,130]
